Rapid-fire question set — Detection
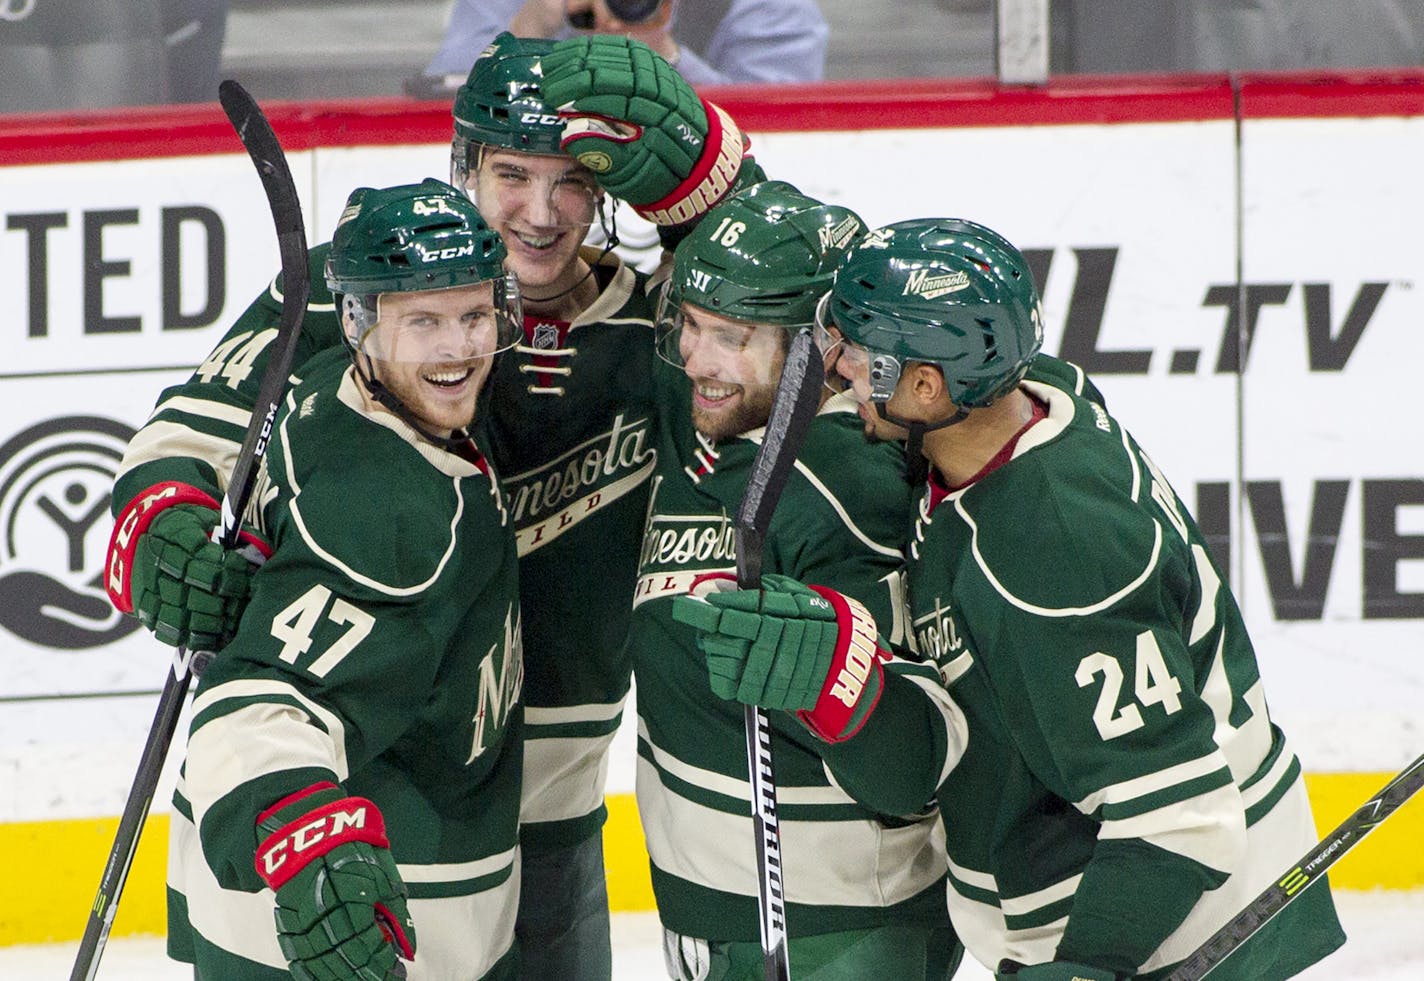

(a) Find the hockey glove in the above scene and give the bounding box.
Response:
[540,35,756,226]
[106,481,270,651]
[255,782,416,981]
[997,960,1119,981]
[672,574,890,743]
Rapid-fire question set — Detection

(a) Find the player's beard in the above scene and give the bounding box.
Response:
[372,356,489,438]
[691,380,777,443]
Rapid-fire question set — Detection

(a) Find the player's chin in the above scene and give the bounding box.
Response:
[504,233,578,280]
[420,371,486,427]
[417,396,480,436]
[692,401,762,443]
[690,406,734,442]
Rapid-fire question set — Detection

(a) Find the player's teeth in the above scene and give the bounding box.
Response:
[698,384,735,400]
[426,369,471,384]
[519,232,556,248]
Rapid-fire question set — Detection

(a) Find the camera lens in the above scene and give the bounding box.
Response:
[568,0,663,30]
[605,0,664,24]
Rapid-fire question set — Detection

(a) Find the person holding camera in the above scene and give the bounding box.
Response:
[424,0,829,86]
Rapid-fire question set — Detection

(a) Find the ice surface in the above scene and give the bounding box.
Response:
[12,891,1424,980]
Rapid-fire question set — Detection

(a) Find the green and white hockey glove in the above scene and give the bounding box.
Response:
[540,35,757,226]
[997,960,1119,981]
[105,482,270,651]
[255,782,416,981]
[672,573,890,743]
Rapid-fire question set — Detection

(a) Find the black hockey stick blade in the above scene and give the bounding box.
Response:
[69,81,311,981]
[1164,752,1424,980]
[734,326,825,589]
[215,79,311,550]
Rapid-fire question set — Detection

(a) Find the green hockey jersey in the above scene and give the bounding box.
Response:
[895,378,1345,978]
[113,243,656,852]
[169,350,524,979]
[628,367,955,943]
[481,248,657,849]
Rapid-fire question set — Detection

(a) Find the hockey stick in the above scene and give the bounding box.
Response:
[69,80,310,981]
[733,326,826,981]
[1163,752,1424,981]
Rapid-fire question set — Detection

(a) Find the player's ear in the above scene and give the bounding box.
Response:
[907,362,947,407]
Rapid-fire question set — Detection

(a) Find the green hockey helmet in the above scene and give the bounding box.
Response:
[656,181,865,366]
[821,218,1044,409]
[451,32,563,189]
[327,178,509,294]
[326,178,521,358]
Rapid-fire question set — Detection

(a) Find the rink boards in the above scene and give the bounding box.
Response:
[2,71,1423,944]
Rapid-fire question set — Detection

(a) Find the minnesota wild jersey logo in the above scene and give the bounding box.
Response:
[634,508,738,606]
[911,594,974,683]
[469,605,523,762]
[504,412,655,556]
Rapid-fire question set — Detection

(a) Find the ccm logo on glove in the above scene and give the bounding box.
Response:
[256,793,389,890]
[105,481,221,612]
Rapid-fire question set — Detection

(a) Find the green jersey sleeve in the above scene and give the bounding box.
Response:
[112,244,340,511]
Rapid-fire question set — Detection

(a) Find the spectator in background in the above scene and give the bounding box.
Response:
[424,0,829,86]
[0,0,169,112]
[1050,0,1424,74]
[0,0,226,112]
[161,0,228,104]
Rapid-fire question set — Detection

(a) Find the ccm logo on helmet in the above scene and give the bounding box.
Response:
[415,243,477,262]
[521,111,562,126]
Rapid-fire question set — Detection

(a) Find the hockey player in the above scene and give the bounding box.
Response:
[532,36,966,978]
[102,33,685,981]
[160,180,525,979]
[450,35,657,980]
[619,182,965,979]
[673,219,1348,979]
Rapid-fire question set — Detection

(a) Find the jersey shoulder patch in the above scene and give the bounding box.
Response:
[1026,354,1107,409]
[957,420,1164,615]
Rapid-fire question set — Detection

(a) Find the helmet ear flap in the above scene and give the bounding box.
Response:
[867,352,906,403]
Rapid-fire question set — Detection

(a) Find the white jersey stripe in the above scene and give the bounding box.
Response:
[637,718,857,806]
[637,754,947,909]
[1076,751,1228,813]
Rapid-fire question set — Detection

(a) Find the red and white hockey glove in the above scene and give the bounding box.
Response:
[255,782,416,981]
[105,481,270,651]
[673,573,890,743]
[540,35,759,226]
